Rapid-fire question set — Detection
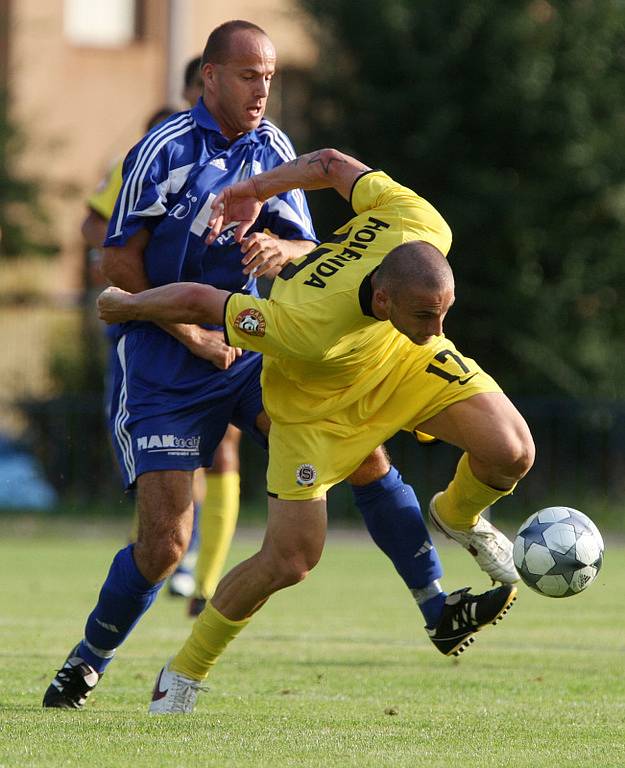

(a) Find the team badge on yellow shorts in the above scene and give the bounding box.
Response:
[296,463,317,487]
[234,308,266,337]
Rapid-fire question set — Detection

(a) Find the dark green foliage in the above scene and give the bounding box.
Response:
[19,301,120,501]
[297,0,625,396]
[0,93,58,258]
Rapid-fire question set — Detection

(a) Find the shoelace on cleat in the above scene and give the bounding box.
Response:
[449,598,479,630]
[54,663,95,692]
[167,677,208,713]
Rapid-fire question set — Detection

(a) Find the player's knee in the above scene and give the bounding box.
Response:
[497,426,535,480]
[264,548,321,589]
[135,528,189,582]
[277,555,318,587]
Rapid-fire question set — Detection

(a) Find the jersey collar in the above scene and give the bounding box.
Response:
[358,268,379,318]
[190,98,261,147]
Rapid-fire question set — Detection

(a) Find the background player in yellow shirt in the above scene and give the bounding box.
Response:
[99,147,535,713]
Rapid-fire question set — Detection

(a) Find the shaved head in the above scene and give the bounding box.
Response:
[376,241,453,299]
[201,20,270,66]
[371,241,455,345]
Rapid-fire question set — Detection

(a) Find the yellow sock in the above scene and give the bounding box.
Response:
[171,602,250,681]
[435,453,515,530]
[195,471,240,599]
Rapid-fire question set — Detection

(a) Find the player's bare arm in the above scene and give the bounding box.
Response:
[81,209,109,250]
[98,283,231,327]
[207,149,370,244]
[101,228,152,293]
[101,229,240,369]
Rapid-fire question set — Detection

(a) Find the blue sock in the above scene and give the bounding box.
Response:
[351,466,447,627]
[79,545,163,674]
[414,588,447,629]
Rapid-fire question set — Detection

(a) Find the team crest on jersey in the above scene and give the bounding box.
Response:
[295,463,317,487]
[234,308,266,336]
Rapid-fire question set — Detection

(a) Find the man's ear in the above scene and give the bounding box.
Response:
[202,62,214,87]
[372,287,391,320]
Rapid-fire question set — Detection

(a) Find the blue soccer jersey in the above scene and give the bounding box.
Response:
[106,100,315,299]
[103,99,317,487]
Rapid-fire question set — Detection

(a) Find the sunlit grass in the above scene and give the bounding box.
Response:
[1,520,623,767]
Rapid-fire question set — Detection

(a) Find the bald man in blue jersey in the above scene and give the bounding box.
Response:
[43,20,490,710]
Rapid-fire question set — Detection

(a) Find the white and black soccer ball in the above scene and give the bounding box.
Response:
[513,506,604,598]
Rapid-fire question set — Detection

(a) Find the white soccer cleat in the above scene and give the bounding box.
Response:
[429,492,519,584]
[167,571,196,598]
[148,660,206,714]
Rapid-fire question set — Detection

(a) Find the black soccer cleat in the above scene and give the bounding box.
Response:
[42,644,100,709]
[426,584,517,657]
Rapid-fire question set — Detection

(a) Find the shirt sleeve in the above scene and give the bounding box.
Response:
[257,189,318,243]
[224,292,317,359]
[87,158,124,221]
[103,136,171,247]
[351,171,452,256]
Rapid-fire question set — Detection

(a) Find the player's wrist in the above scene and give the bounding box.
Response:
[250,176,265,202]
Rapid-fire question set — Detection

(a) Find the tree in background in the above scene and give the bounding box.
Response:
[0,95,58,259]
[297,0,625,398]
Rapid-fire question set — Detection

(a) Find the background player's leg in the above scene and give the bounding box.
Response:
[190,425,242,615]
[348,447,446,628]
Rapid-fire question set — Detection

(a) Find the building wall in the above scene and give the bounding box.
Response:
[6,0,315,293]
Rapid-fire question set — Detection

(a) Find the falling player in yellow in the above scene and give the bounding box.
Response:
[98,148,535,713]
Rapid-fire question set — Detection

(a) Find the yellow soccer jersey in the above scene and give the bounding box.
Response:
[224,170,452,424]
[87,157,124,221]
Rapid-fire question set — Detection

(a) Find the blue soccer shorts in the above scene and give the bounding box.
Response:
[108,328,266,489]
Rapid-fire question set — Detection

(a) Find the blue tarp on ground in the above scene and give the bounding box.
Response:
[0,435,57,510]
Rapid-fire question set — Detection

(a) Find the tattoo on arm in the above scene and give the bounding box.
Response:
[291,152,347,175]
[306,151,347,175]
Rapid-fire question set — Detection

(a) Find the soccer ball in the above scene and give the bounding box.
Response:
[513,506,604,597]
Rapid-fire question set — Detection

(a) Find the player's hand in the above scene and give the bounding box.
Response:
[206,180,264,245]
[97,286,134,323]
[182,326,243,370]
[240,232,293,278]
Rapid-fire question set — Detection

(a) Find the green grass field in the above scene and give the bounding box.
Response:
[1,517,624,768]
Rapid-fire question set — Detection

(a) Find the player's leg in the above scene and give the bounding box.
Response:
[420,391,535,583]
[347,446,447,629]
[43,330,211,709]
[347,445,516,655]
[43,469,195,709]
[189,424,242,616]
[421,392,534,510]
[149,495,327,713]
[188,357,267,619]
[168,469,204,599]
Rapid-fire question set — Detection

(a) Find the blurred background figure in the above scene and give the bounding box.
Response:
[182,55,203,106]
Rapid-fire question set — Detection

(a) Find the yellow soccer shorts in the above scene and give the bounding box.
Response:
[266,337,502,500]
